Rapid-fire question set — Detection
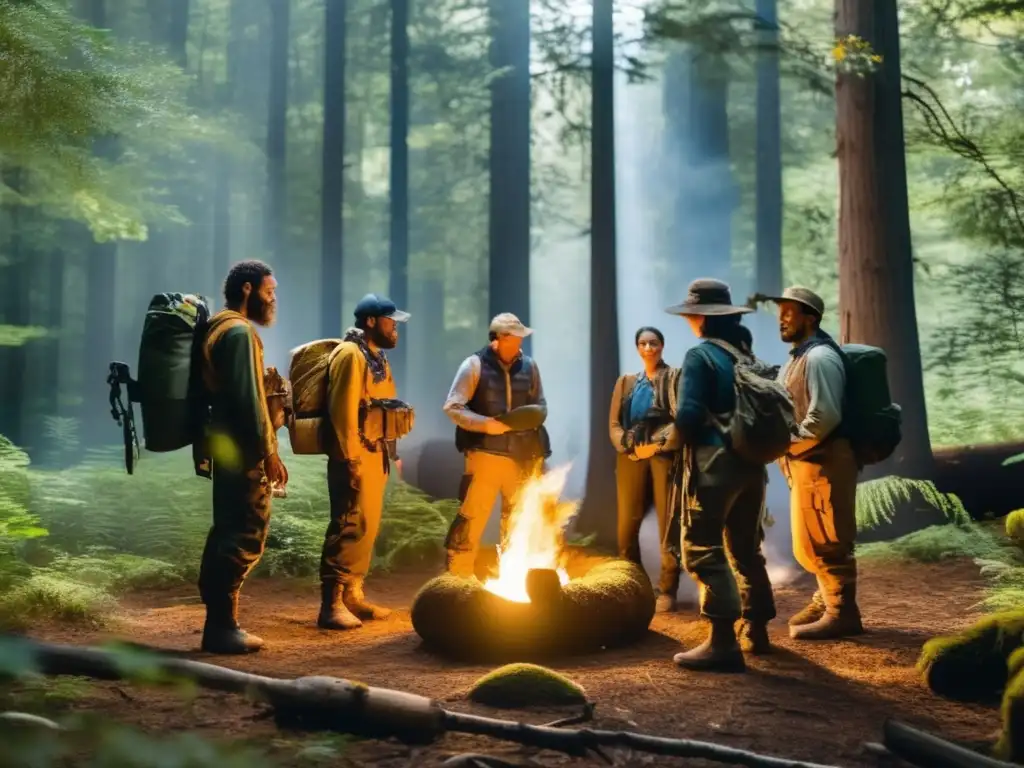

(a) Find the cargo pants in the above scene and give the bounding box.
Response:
[320,451,390,585]
[680,446,777,623]
[780,437,859,612]
[445,450,544,577]
[197,459,273,603]
[616,452,681,596]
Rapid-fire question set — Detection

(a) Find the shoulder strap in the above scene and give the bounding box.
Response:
[703,337,750,364]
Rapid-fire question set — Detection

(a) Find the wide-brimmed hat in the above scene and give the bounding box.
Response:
[762,285,825,318]
[665,278,754,316]
[489,312,533,337]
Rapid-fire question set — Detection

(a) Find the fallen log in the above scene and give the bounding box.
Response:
[0,636,847,768]
[932,440,1024,519]
[882,718,1017,768]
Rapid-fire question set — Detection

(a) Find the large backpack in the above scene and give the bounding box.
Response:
[135,292,212,454]
[287,338,342,454]
[835,343,902,466]
[704,339,797,465]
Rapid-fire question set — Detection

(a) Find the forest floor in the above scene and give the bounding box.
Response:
[20,556,1002,768]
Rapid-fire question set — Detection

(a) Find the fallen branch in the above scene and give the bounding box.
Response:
[882,719,1016,768]
[0,636,847,768]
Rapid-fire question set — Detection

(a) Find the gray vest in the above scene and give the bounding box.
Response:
[455,347,550,460]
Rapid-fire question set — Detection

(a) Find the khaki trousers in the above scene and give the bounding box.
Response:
[781,437,859,612]
[320,452,389,585]
[445,450,543,577]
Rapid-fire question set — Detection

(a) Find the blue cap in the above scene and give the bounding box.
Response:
[353,293,410,323]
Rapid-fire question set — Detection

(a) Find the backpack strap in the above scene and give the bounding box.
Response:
[703,337,751,364]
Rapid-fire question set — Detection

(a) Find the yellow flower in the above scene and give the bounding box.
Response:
[870,54,883,63]
[832,43,847,61]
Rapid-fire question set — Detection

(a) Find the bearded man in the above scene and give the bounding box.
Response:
[317,293,415,630]
[197,259,288,654]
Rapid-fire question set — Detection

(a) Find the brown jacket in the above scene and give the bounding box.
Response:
[326,337,397,461]
[608,364,680,455]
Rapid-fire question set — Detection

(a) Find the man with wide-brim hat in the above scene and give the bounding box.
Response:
[768,284,863,641]
[662,278,778,672]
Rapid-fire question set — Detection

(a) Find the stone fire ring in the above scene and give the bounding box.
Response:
[410,548,657,662]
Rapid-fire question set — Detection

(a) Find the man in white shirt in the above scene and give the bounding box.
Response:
[770,286,863,641]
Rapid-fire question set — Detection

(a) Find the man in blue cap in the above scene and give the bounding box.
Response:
[317,293,415,630]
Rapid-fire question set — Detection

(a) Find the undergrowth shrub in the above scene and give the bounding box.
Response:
[855,475,970,532]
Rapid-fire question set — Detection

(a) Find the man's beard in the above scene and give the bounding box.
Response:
[247,292,276,327]
[368,324,397,349]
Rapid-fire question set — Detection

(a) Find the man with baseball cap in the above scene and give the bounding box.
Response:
[317,293,414,630]
[768,285,863,641]
[441,312,552,577]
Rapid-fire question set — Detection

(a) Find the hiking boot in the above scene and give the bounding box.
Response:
[738,620,772,655]
[343,579,392,621]
[789,609,864,641]
[200,593,264,654]
[655,593,677,614]
[788,592,825,626]
[318,582,363,630]
[673,619,745,673]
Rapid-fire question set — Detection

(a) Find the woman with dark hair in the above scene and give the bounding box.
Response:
[665,278,776,674]
[608,326,681,613]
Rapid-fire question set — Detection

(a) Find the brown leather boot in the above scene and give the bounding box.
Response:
[790,608,864,641]
[738,620,772,655]
[673,619,745,672]
[343,579,392,620]
[318,582,362,630]
[201,593,264,654]
[788,591,825,626]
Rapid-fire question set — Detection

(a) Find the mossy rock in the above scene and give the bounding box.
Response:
[467,663,587,708]
[410,551,656,662]
[1006,510,1024,548]
[995,647,1024,762]
[917,610,1024,702]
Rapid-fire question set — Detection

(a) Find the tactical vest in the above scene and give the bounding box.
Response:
[455,347,549,461]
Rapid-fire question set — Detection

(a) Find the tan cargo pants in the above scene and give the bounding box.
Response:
[780,437,859,612]
[445,450,543,577]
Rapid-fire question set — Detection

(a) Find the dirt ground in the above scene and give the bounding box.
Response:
[21,557,1003,767]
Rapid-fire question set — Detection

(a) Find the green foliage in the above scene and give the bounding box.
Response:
[468,663,588,708]
[996,646,1024,762]
[855,475,970,531]
[857,521,1010,564]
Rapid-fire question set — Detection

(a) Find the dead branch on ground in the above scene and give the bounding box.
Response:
[883,718,1017,768]
[0,636,847,768]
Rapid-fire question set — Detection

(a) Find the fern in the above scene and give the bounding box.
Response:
[856,475,970,531]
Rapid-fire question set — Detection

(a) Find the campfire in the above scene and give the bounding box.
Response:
[482,464,579,604]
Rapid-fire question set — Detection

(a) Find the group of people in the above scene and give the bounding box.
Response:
[195,259,863,676]
[612,279,862,672]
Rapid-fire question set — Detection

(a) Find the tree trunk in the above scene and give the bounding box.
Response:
[487,0,531,349]
[835,0,933,479]
[754,0,782,298]
[578,0,619,549]
[2,170,28,446]
[661,49,735,291]
[82,0,118,448]
[266,0,290,272]
[321,0,347,337]
[388,0,410,383]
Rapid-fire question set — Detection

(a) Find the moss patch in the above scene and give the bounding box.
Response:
[467,663,587,708]
[995,647,1024,762]
[917,610,1024,702]
[1006,510,1024,548]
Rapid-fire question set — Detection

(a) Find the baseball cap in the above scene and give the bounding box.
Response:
[353,293,410,323]
[489,312,532,337]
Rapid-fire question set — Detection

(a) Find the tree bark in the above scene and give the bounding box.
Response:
[388,0,410,382]
[835,0,933,479]
[266,0,290,272]
[578,0,620,550]
[82,0,118,449]
[487,0,531,350]
[754,0,783,298]
[321,0,347,337]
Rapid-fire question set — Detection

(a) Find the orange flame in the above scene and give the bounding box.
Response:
[482,463,579,603]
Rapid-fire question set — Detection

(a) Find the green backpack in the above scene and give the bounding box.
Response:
[837,343,902,466]
[108,293,212,473]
